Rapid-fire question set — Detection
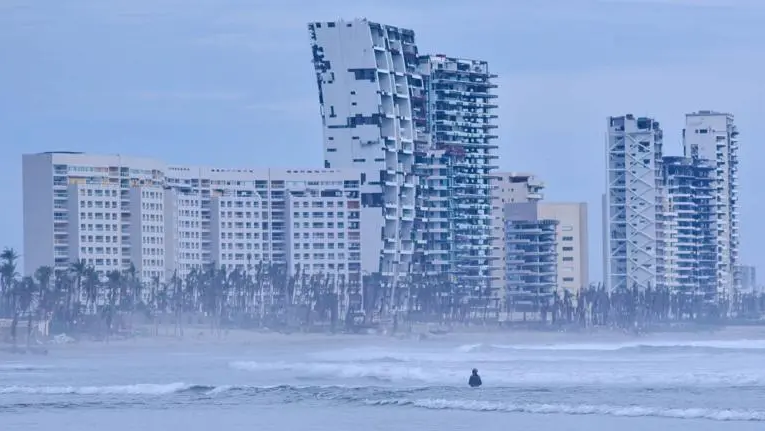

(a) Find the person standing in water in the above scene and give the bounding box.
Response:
[468,368,482,387]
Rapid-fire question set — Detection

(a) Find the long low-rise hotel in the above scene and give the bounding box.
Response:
[22,152,367,286]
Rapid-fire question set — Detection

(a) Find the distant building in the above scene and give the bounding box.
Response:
[22,153,365,289]
[603,111,742,301]
[662,156,716,299]
[307,20,501,311]
[504,201,558,313]
[683,111,740,294]
[737,265,757,293]
[490,172,544,297]
[307,18,418,298]
[605,115,664,292]
[538,202,589,293]
[414,54,498,304]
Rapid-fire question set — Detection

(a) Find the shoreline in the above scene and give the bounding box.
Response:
[5,322,765,355]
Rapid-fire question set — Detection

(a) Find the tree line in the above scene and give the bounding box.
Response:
[2,246,765,345]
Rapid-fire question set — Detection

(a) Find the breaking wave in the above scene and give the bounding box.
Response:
[3,382,763,422]
[0,383,374,397]
[228,360,765,387]
[365,398,765,422]
[456,339,765,354]
[0,363,54,372]
[0,383,197,395]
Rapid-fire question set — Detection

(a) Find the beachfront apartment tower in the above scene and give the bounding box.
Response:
[504,201,559,315]
[683,111,740,296]
[415,54,499,304]
[662,156,717,299]
[308,19,419,308]
[490,173,544,298]
[605,115,665,292]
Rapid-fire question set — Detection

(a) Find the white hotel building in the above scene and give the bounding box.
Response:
[22,152,366,286]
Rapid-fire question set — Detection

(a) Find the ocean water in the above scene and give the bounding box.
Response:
[3,333,765,430]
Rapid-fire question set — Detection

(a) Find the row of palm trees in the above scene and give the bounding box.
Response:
[536,283,765,329]
[0,247,371,343]
[3,246,765,343]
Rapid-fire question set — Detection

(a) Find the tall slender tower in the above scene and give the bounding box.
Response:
[683,111,740,295]
[605,115,665,291]
[662,156,717,298]
[308,19,419,305]
[415,55,499,301]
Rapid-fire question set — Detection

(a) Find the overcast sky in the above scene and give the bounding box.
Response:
[1,0,763,280]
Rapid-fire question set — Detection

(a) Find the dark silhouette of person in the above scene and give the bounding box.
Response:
[468,368,482,387]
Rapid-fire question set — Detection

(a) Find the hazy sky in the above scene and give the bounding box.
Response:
[1,0,763,280]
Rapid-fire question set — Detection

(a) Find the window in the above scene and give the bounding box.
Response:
[562,236,574,241]
[562,246,574,252]
[562,277,574,282]
[562,257,574,262]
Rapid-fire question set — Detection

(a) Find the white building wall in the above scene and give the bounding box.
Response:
[683,111,740,294]
[538,202,589,293]
[22,152,165,275]
[67,183,122,275]
[129,186,166,283]
[211,192,266,271]
[285,189,360,281]
[164,189,204,280]
[22,153,366,286]
[22,154,55,275]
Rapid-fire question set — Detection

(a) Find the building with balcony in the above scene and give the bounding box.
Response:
[128,185,166,282]
[683,111,740,295]
[23,152,166,277]
[662,156,716,299]
[605,115,665,292]
[21,153,364,288]
[504,201,558,314]
[490,173,544,297]
[308,19,418,300]
[164,189,204,280]
[414,54,499,303]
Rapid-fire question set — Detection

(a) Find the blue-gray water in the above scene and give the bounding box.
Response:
[3,334,765,430]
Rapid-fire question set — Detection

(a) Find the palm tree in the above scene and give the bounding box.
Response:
[68,260,88,329]
[103,270,122,340]
[30,266,53,347]
[11,276,35,349]
[0,247,20,316]
[171,270,185,336]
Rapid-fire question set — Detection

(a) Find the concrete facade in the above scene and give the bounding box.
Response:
[22,153,365,286]
[538,202,589,293]
[683,111,740,295]
[490,172,544,294]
